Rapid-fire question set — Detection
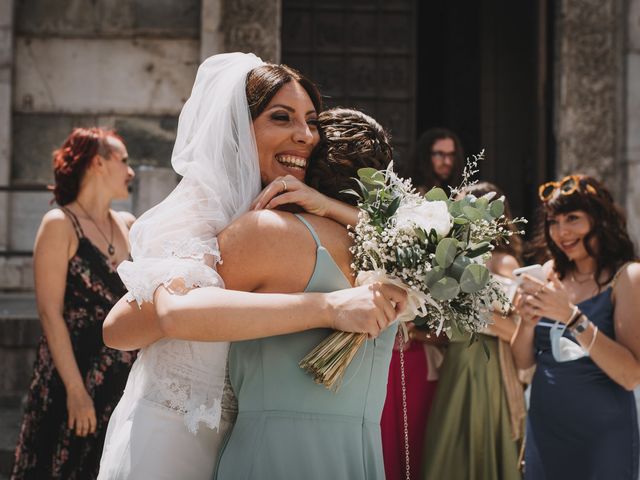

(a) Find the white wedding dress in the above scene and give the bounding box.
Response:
[98,341,236,479]
[98,52,263,479]
[98,340,237,480]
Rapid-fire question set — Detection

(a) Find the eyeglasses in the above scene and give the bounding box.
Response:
[538,175,597,202]
[431,150,456,161]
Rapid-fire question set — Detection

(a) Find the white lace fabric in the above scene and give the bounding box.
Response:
[121,338,230,434]
[112,53,265,434]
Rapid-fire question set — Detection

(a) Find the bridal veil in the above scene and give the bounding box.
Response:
[114,52,264,433]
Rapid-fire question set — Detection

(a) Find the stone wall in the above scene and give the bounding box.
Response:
[554,0,639,246]
[554,0,625,190]
[1,0,282,290]
[0,0,14,253]
[627,0,640,247]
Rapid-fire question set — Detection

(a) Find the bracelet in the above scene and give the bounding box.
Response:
[586,325,599,353]
[566,306,582,328]
[570,315,590,334]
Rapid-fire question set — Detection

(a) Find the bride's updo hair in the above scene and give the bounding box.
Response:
[306,108,392,206]
[51,127,123,206]
[245,64,322,119]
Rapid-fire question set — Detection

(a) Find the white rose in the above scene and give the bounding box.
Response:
[394,200,452,237]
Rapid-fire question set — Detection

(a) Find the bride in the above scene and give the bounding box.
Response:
[98,53,404,479]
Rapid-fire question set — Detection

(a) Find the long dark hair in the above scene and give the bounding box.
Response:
[245,63,322,119]
[305,108,392,205]
[407,127,464,191]
[462,181,523,262]
[531,174,637,287]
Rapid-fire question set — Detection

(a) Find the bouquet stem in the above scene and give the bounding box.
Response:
[299,332,368,391]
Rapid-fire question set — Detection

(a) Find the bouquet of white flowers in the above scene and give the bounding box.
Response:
[299,153,525,390]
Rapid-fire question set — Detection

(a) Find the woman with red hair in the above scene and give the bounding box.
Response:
[12,127,137,479]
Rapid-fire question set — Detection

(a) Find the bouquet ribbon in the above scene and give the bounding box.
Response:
[355,269,444,339]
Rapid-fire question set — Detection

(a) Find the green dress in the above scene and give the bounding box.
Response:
[215,214,397,480]
[421,332,521,480]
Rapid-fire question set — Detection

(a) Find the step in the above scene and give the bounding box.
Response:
[0,404,21,479]
[0,294,40,399]
[0,293,38,479]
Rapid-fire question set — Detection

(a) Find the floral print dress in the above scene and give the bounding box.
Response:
[11,208,136,480]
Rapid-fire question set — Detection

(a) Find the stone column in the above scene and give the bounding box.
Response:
[0,0,13,251]
[201,0,224,61]
[554,0,625,198]
[201,0,281,63]
[626,0,640,245]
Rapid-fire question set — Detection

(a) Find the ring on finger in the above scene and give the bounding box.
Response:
[280,180,287,192]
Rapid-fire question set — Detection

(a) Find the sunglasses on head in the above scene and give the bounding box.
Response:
[538,175,598,202]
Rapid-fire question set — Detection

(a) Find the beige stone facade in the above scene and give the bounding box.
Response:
[0,0,280,290]
[0,0,638,292]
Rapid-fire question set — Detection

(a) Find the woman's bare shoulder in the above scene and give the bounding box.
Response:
[38,208,75,241]
[222,209,301,241]
[216,210,314,291]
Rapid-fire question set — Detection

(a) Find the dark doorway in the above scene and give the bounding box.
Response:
[281,0,553,223]
[416,0,553,221]
[281,0,417,165]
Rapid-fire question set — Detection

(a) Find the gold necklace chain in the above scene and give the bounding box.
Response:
[76,201,115,257]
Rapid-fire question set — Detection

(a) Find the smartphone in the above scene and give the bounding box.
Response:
[513,264,547,284]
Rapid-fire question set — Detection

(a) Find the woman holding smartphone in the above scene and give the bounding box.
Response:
[512,174,640,479]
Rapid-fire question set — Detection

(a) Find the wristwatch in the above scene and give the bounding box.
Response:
[570,315,590,334]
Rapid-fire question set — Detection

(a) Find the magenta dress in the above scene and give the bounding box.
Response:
[381,338,438,479]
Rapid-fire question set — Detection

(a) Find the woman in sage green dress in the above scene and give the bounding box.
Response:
[212,109,400,480]
[422,183,525,480]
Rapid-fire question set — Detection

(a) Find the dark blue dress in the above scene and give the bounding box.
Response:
[525,287,639,480]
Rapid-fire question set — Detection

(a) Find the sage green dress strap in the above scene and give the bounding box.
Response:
[215,214,397,480]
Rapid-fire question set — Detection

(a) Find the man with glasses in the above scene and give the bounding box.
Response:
[405,127,464,194]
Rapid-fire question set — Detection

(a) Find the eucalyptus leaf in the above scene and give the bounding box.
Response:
[357,167,379,180]
[431,276,460,301]
[449,255,472,280]
[467,242,492,258]
[481,191,497,201]
[453,217,469,225]
[425,187,448,202]
[460,264,490,293]
[490,199,505,218]
[462,205,483,221]
[474,197,489,210]
[435,238,458,268]
[414,228,427,241]
[448,200,463,217]
[424,266,445,287]
[359,172,385,189]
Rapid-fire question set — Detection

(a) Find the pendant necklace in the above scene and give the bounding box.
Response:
[76,201,115,257]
